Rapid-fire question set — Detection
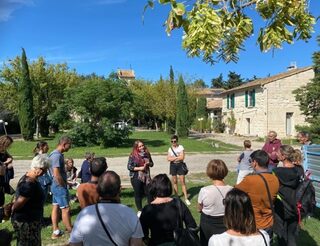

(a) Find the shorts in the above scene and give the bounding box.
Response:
[170,162,185,176]
[51,184,70,208]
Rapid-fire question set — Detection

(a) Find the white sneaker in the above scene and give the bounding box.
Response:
[137,211,142,218]
[185,199,191,206]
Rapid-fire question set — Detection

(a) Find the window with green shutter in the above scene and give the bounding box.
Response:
[231,93,235,108]
[245,91,248,107]
[227,94,230,109]
[252,89,255,107]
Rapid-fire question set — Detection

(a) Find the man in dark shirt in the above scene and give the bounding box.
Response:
[78,152,94,183]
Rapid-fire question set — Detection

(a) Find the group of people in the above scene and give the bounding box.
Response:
[0,130,315,246]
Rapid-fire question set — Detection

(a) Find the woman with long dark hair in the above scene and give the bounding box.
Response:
[0,135,14,205]
[208,188,270,246]
[127,140,153,216]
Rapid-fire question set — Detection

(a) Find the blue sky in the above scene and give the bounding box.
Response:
[0,0,320,85]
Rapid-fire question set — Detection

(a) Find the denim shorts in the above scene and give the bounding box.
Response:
[170,162,185,176]
[51,183,70,208]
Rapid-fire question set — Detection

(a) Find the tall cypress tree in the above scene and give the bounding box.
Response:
[19,48,34,140]
[176,75,189,137]
[196,97,207,119]
[169,65,174,85]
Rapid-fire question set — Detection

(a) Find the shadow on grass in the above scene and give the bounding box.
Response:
[70,205,82,217]
[297,229,318,246]
[187,185,203,201]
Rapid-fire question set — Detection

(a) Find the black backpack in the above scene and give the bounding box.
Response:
[296,173,316,222]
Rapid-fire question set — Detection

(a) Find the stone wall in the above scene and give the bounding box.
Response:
[222,69,314,138]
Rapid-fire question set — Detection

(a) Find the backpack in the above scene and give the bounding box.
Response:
[296,173,316,223]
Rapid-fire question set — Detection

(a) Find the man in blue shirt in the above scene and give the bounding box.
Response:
[50,136,72,239]
[78,152,95,183]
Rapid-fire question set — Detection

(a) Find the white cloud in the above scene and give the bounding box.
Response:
[0,0,34,22]
[43,50,111,64]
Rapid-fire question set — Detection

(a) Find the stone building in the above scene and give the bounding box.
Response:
[196,88,225,120]
[220,66,314,138]
[117,69,135,83]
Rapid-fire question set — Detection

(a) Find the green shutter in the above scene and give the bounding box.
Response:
[231,94,235,108]
[252,89,256,107]
[227,95,230,109]
[245,91,248,107]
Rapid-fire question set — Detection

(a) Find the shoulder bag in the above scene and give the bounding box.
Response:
[95,203,118,246]
[170,147,188,175]
[173,198,200,246]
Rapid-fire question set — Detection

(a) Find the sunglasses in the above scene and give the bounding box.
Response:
[171,140,177,143]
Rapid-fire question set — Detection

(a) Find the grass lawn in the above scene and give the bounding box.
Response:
[9,131,241,159]
[2,172,319,245]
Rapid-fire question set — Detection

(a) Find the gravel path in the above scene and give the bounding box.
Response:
[9,133,267,188]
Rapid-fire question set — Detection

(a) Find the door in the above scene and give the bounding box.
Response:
[246,118,250,135]
[286,113,293,136]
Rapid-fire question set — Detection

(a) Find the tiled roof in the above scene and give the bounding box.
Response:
[221,66,312,95]
[197,88,225,95]
[207,99,222,109]
[117,69,135,79]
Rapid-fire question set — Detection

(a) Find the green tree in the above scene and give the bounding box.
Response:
[225,71,244,89]
[294,36,320,140]
[0,56,79,136]
[176,75,189,137]
[211,74,224,88]
[196,97,207,119]
[193,79,207,88]
[65,75,134,146]
[147,0,315,64]
[18,48,35,140]
[169,65,174,84]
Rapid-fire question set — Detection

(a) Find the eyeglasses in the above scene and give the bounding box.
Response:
[171,140,177,143]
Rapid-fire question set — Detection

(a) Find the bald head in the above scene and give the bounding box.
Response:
[97,171,121,199]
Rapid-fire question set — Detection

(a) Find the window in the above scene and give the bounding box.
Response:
[227,93,235,109]
[230,93,235,108]
[245,89,255,107]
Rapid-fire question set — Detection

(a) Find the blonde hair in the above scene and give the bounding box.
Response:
[279,145,301,163]
[292,149,302,165]
[0,135,13,153]
[31,154,51,169]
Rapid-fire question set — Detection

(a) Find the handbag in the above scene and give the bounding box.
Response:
[173,198,200,246]
[170,148,189,175]
[0,162,5,176]
[95,203,118,246]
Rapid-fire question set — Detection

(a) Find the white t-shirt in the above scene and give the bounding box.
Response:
[69,203,144,246]
[208,230,270,246]
[198,185,233,216]
[168,145,184,161]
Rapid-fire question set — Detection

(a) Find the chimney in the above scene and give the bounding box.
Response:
[287,62,297,71]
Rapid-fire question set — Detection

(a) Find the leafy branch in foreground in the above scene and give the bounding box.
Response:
[145,0,316,64]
